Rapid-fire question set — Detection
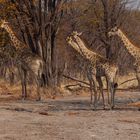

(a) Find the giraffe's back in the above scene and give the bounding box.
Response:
[17,48,44,77]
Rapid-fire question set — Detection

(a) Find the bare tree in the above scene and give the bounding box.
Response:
[9,0,66,87]
[85,0,130,59]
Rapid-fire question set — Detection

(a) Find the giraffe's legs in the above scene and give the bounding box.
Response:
[87,68,98,110]
[108,81,116,109]
[110,83,114,109]
[35,76,41,101]
[92,75,98,110]
[21,80,25,99]
[87,68,93,104]
[91,68,98,110]
[23,70,27,99]
[96,76,105,109]
[19,68,27,100]
[112,83,117,109]
[89,78,94,105]
[112,85,116,109]
[97,89,101,102]
[87,76,94,104]
[106,77,110,105]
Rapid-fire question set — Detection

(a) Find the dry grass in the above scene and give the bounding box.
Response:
[0,80,73,100]
[0,72,138,101]
[116,73,137,89]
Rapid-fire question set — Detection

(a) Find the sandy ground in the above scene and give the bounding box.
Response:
[0,91,139,140]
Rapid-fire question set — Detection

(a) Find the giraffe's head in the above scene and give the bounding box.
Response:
[71,31,82,38]
[66,36,72,44]
[108,26,119,37]
[0,20,9,29]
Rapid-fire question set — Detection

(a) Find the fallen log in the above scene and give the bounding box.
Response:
[65,83,90,91]
[63,74,89,86]
[118,78,137,87]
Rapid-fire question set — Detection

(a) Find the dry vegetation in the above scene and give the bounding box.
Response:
[0,0,140,140]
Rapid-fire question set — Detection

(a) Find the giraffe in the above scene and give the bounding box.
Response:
[66,31,118,109]
[0,20,45,100]
[108,27,140,88]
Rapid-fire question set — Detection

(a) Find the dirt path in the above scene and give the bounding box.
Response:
[0,91,139,140]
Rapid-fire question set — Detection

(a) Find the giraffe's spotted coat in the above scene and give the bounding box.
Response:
[0,20,45,100]
[67,31,118,109]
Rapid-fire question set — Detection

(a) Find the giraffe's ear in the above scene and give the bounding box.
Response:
[1,19,8,25]
[66,36,71,42]
[75,31,82,36]
[72,31,77,36]
[110,26,118,32]
[114,26,119,31]
[0,20,4,25]
[115,26,118,29]
[72,31,82,36]
[78,32,82,36]
[1,19,4,23]
[66,37,69,42]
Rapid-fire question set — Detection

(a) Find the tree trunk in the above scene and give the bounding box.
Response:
[10,0,65,87]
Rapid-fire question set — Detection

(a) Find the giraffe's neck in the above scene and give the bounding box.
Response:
[73,35,105,61]
[3,24,26,49]
[68,38,97,62]
[68,38,111,75]
[117,29,139,57]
